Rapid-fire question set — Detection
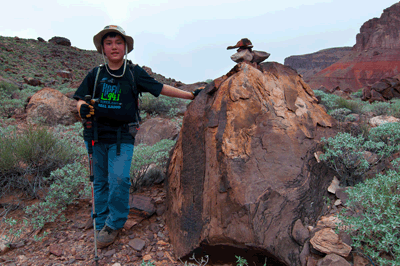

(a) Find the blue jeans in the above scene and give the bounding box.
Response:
[85,142,134,230]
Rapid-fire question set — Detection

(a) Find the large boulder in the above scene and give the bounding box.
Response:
[26,88,78,125]
[166,62,338,265]
[135,117,181,146]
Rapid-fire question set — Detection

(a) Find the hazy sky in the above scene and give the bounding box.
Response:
[1,0,398,83]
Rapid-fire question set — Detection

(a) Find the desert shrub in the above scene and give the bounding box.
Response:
[130,139,175,191]
[0,81,25,118]
[313,90,342,111]
[365,122,400,157]
[351,89,363,99]
[320,132,369,186]
[328,108,352,122]
[335,97,363,114]
[1,162,90,244]
[0,124,82,198]
[388,98,400,118]
[361,101,391,116]
[337,159,400,266]
[140,93,189,116]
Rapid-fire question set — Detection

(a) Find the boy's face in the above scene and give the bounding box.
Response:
[102,34,126,64]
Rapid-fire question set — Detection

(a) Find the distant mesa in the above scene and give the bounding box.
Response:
[227,38,270,65]
[285,2,400,92]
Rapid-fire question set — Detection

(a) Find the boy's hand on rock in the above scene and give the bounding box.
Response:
[79,103,95,118]
[191,88,203,99]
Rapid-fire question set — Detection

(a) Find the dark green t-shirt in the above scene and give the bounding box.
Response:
[74,63,163,143]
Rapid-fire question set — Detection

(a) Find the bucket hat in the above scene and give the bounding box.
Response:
[93,25,134,54]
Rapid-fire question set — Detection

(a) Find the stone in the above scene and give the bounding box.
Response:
[49,243,63,257]
[25,87,78,125]
[327,176,340,194]
[129,195,156,217]
[369,115,400,127]
[129,238,146,251]
[135,117,181,146]
[104,249,116,257]
[230,49,253,63]
[310,228,351,257]
[292,219,310,245]
[0,238,10,255]
[166,62,338,265]
[251,50,270,64]
[48,36,71,46]
[316,254,351,266]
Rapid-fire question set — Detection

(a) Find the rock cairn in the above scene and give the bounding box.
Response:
[227,38,270,65]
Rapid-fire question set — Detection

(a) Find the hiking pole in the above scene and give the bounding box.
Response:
[84,95,99,266]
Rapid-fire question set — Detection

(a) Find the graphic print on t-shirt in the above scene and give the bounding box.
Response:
[97,78,122,110]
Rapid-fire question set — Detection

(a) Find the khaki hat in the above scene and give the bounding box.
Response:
[93,25,134,54]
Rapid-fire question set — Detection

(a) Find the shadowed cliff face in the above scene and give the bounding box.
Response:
[166,62,338,265]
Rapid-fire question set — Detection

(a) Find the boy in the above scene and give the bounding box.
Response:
[73,25,200,248]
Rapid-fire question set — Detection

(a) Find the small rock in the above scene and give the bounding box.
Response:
[310,228,352,257]
[124,219,138,230]
[104,249,116,257]
[0,239,10,255]
[129,238,146,251]
[316,253,351,266]
[49,243,63,257]
[143,254,152,261]
[328,176,340,194]
[111,263,121,266]
[292,219,310,245]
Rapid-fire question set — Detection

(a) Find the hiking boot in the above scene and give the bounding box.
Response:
[97,225,120,248]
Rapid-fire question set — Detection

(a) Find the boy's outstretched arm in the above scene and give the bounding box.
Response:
[160,84,201,100]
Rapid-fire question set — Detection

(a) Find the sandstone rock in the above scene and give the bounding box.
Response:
[48,36,71,47]
[317,254,351,266]
[310,228,351,257]
[129,238,146,251]
[49,243,63,257]
[354,2,400,51]
[251,50,270,64]
[369,115,400,127]
[327,176,340,194]
[129,195,156,217]
[135,117,181,146]
[56,70,72,79]
[24,77,42,86]
[230,49,253,63]
[166,62,338,265]
[26,87,78,125]
[292,219,310,245]
[0,238,10,255]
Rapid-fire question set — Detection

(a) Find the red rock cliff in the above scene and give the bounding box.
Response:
[304,2,400,91]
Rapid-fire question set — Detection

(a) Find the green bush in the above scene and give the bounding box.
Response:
[361,101,391,116]
[320,132,369,186]
[0,81,25,118]
[130,139,175,191]
[0,124,82,198]
[140,94,189,117]
[337,159,400,266]
[388,98,400,118]
[321,122,400,185]
[2,162,90,244]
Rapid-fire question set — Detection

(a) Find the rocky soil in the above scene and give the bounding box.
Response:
[0,183,186,266]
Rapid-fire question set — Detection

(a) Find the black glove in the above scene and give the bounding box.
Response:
[79,102,95,118]
[192,88,203,98]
